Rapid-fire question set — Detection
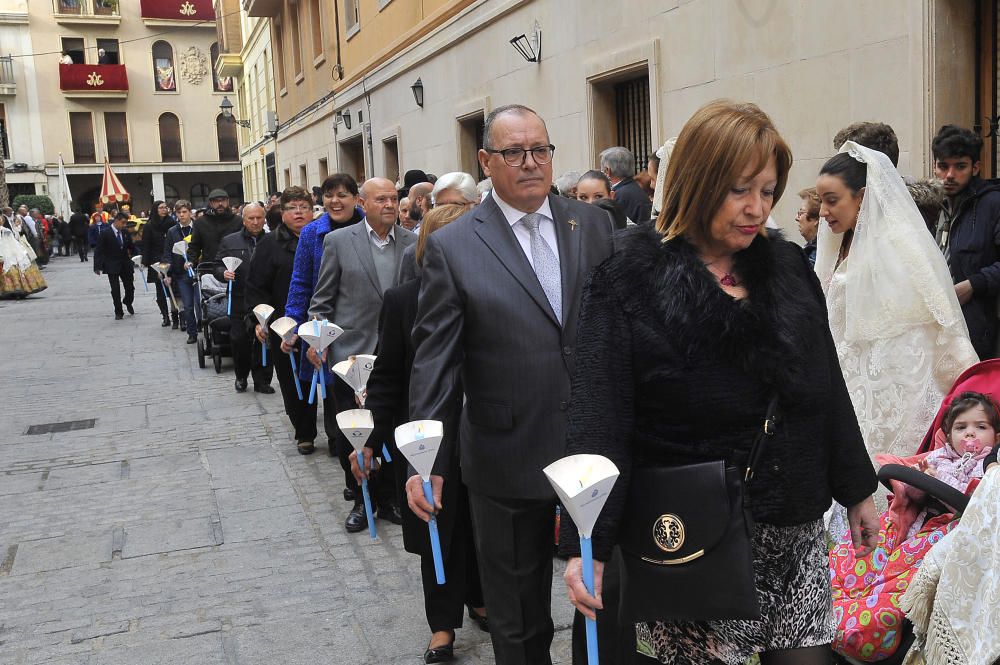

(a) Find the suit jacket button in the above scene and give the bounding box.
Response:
[771,464,780,473]
[559,401,569,411]
[563,346,573,356]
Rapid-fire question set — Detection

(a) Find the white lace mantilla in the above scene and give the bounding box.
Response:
[826,259,978,460]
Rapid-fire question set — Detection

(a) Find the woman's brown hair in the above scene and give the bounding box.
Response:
[657,100,793,244]
[416,204,466,267]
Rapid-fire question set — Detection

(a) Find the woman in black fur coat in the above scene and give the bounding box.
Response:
[560,101,878,665]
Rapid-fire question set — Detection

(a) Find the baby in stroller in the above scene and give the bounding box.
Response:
[830,392,999,663]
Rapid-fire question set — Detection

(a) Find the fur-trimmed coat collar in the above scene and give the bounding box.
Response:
[604,224,826,399]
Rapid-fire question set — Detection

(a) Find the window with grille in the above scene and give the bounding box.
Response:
[104,112,129,163]
[0,105,8,159]
[216,114,238,162]
[70,112,96,163]
[613,76,652,176]
[159,113,182,161]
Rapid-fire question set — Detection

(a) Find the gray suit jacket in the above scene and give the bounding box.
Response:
[409,193,615,499]
[309,223,417,363]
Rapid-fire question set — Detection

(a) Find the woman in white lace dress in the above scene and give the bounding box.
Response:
[815,142,978,464]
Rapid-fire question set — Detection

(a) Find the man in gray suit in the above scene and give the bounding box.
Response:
[309,176,416,532]
[406,105,614,664]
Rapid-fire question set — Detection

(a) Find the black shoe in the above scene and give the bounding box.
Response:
[467,605,489,633]
[114,313,124,320]
[378,501,403,525]
[186,334,197,344]
[424,640,455,663]
[161,317,170,327]
[126,304,135,315]
[253,384,275,394]
[343,487,356,502]
[171,313,180,330]
[234,378,248,393]
[344,498,368,533]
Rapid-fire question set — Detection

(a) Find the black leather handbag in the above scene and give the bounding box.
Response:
[618,397,779,623]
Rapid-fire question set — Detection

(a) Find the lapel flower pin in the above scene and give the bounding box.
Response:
[568,219,577,231]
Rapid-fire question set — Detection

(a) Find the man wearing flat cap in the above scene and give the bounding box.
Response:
[188,188,243,266]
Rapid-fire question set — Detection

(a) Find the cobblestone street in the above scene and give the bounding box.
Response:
[0,257,573,664]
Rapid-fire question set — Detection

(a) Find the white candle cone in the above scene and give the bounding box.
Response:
[297,320,344,404]
[171,240,188,257]
[395,420,444,480]
[542,454,619,539]
[270,316,303,400]
[396,419,447,583]
[543,454,620,665]
[252,304,274,365]
[222,256,243,273]
[336,408,377,539]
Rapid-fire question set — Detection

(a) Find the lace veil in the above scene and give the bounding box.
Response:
[814,141,968,343]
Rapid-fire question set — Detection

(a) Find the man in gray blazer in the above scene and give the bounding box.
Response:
[407,105,614,664]
[309,176,416,532]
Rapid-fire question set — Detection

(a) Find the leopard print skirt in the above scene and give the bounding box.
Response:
[635,519,833,664]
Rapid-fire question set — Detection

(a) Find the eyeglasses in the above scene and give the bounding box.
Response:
[282,204,311,213]
[484,144,556,167]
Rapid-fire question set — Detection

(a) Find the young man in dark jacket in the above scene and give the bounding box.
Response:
[93,212,137,320]
[187,189,243,265]
[932,125,1000,359]
[214,203,273,394]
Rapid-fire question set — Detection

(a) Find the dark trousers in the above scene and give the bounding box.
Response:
[175,276,198,336]
[76,238,88,261]
[422,482,484,633]
[273,342,337,444]
[468,491,555,665]
[107,271,134,316]
[230,316,274,386]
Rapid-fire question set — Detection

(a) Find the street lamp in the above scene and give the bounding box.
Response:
[510,21,542,63]
[339,110,352,130]
[219,96,250,128]
[411,78,424,108]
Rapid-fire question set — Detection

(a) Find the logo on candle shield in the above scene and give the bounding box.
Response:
[653,514,685,553]
[352,430,362,438]
[418,444,425,450]
[591,489,599,498]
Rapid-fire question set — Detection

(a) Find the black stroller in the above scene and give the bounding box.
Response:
[194,261,232,373]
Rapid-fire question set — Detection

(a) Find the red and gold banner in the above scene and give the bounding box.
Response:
[59,64,129,92]
[140,0,215,21]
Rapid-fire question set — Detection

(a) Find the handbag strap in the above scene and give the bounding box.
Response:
[744,394,780,483]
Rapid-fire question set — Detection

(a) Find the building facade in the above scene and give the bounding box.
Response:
[13,0,245,215]
[244,0,984,233]
[0,0,47,200]
[215,0,277,203]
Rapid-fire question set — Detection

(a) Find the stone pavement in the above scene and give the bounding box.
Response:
[0,256,574,664]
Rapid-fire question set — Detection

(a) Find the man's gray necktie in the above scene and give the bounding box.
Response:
[520,213,562,324]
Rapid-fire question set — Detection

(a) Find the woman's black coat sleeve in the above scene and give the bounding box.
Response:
[558,265,635,562]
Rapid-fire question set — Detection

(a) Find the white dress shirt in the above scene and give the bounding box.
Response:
[491,190,560,271]
[365,220,395,249]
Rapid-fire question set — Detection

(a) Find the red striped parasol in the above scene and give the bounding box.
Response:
[99,158,130,205]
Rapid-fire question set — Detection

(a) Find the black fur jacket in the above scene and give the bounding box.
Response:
[559,225,877,561]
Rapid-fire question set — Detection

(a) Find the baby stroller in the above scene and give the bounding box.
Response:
[195,261,232,373]
[829,359,1000,664]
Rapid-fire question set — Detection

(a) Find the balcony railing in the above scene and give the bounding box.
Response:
[243,0,281,17]
[161,139,182,162]
[59,63,128,97]
[140,0,215,23]
[54,0,122,24]
[72,139,97,164]
[218,138,239,162]
[0,56,15,95]
[107,138,130,163]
